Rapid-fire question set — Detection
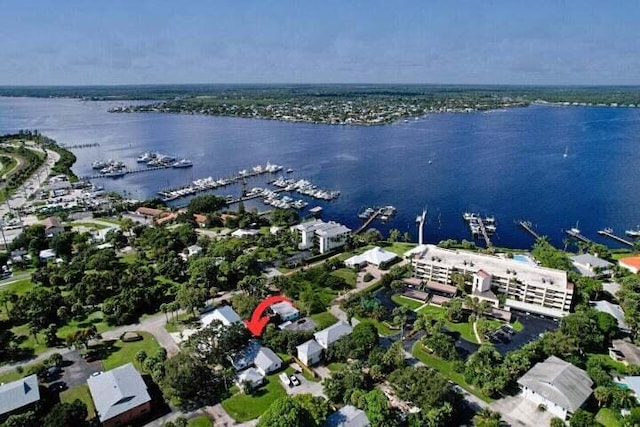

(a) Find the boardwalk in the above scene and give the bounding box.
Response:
[518,220,540,240]
[354,208,382,234]
[598,229,634,247]
[476,217,493,247]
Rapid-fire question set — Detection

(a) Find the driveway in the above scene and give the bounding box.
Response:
[59,350,103,388]
[490,394,554,427]
[284,373,325,398]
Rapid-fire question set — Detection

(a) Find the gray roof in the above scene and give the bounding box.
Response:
[325,405,370,427]
[0,375,40,416]
[314,321,353,347]
[571,254,613,269]
[518,356,593,411]
[201,305,242,327]
[297,339,323,356]
[592,300,629,330]
[270,301,299,318]
[87,363,151,422]
[254,347,282,372]
[237,367,264,386]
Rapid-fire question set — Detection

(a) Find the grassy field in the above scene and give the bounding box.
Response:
[417,305,479,344]
[596,408,622,427]
[354,315,398,336]
[102,331,161,371]
[327,362,347,372]
[310,311,338,330]
[412,343,492,403]
[60,384,96,420]
[221,374,286,421]
[587,353,628,374]
[69,221,110,230]
[1,278,34,296]
[56,311,110,341]
[331,268,357,287]
[391,294,425,311]
[188,415,213,427]
[381,242,417,257]
[96,217,123,226]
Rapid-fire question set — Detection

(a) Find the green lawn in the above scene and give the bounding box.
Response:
[221,374,287,422]
[587,353,628,375]
[354,315,398,336]
[327,362,347,372]
[417,305,479,344]
[1,278,33,296]
[96,217,123,226]
[412,343,493,403]
[10,323,49,355]
[60,384,96,420]
[69,221,109,230]
[391,294,425,311]
[611,252,633,261]
[188,415,213,427]
[120,253,138,265]
[381,242,417,257]
[310,311,338,330]
[101,331,161,371]
[56,311,110,341]
[331,268,357,287]
[0,367,29,385]
[596,408,622,427]
[511,320,524,332]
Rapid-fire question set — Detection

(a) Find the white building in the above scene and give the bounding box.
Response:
[410,245,574,318]
[231,229,261,238]
[236,367,264,390]
[254,346,282,375]
[296,339,323,366]
[314,321,353,349]
[291,220,351,254]
[344,246,398,269]
[201,306,243,327]
[518,356,592,420]
[270,301,300,322]
[181,245,203,260]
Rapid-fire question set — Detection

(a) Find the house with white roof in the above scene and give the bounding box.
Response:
[297,339,324,366]
[270,301,300,322]
[184,244,203,258]
[236,367,265,390]
[571,253,613,278]
[201,305,243,327]
[292,219,351,254]
[0,375,40,422]
[592,300,629,332]
[231,229,261,238]
[325,405,371,427]
[345,246,398,269]
[87,363,152,427]
[254,346,283,375]
[314,321,353,349]
[518,356,593,420]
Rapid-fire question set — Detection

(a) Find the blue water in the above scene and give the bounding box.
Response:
[1,96,639,250]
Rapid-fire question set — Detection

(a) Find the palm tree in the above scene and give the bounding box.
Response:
[393,305,410,339]
[473,408,503,427]
[160,303,169,323]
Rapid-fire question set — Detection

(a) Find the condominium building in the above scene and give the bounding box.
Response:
[291,219,351,254]
[409,245,573,318]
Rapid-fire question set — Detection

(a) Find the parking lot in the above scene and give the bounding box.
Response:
[493,311,558,355]
[59,350,104,388]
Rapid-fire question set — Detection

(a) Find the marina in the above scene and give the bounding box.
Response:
[565,224,592,244]
[463,212,496,247]
[354,205,397,234]
[597,228,635,247]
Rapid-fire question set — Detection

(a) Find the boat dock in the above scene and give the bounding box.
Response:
[476,217,493,248]
[226,188,287,205]
[597,228,634,247]
[60,142,100,149]
[81,164,172,180]
[354,208,383,234]
[565,228,592,244]
[518,220,540,240]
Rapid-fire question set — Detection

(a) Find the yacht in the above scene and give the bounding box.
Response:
[92,161,107,169]
[137,152,156,163]
[172,159,193,168]
[626,228,640,238]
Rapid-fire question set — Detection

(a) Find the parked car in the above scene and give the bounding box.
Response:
[289,374,301,386]
[279,373,292,388]
[49,381,67,392]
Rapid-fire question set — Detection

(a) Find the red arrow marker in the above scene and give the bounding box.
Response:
[244,295,294,337]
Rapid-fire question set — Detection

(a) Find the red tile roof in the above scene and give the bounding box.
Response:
[620,256,640,270]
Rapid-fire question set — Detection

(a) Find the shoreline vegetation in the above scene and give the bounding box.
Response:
[2,84,640,125]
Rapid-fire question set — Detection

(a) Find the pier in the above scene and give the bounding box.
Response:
[354,208,382,234]
[60,142,100,149]
[518,220,540,240]
[597,228,634,247]
[476,217,493,247]
[81,165,172,180]
[565,229,592,244]
[226,188,286,205]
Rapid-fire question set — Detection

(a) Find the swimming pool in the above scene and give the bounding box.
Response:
[513,254,536,265]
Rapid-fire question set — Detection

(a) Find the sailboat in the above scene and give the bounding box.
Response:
[563,146,568,158]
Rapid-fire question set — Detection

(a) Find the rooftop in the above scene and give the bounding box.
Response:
[0,375,40,417]
[270,301,299,318]
[345,246,397,266]
[201,305,243,327]
[517,356,592,411]
[314,321,353,347]
[87,363,151,423]
[570,253,613,269]
[620,256,640,270]
[42,216,63,229]
[297,339,323,356]
[254,347,282,372]
[592,300,629,330]
[325,405,370,427]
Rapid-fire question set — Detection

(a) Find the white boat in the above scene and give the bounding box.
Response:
[92,161,107,169]
[286,168,294,173]
[626,229,640,238]
[172,159,193,168]
[563,146,568,158]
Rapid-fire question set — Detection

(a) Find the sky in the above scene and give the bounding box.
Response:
[1,1,639,86]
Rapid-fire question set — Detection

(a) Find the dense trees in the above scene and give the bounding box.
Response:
[327,323,378,362]
[187,194,227,214]
[257,397,316,427]
[163,352,227,408]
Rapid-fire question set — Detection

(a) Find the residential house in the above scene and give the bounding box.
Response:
[619,256,640,274]
[201,306,243,327]
[297,339,323,366]
[591,300,630,333]
[270,301,300,322]
[231,229,260,238]
[236,367,264,390]
[183,245,203,259]
[87,363,152,427]
[42,216,65,237]
[314,321,353,349]
[38,249,57,262]
[254,347,282,375]
[325,405,371,427]
[518,356,593,420]
[571,254,613,278]
[0,375,40,422]
[193,214,208,228]
[291,219,351,254]
[345,246,397,269]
